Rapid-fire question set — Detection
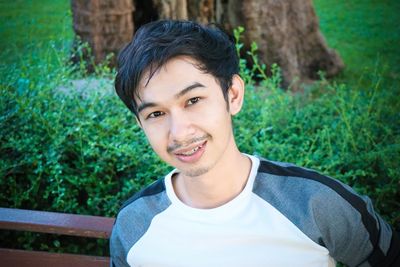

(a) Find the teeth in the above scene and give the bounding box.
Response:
[180,145,201,156]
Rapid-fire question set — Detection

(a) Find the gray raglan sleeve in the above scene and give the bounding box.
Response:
[109,180,171,267]
[109,201,151,267]
[110,216,131,267]
[253,160,399,266]
[312,184,400,267]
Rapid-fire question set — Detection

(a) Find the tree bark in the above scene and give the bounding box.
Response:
[153,0,188,20]
[187,0,215,24]
[71,0,134,66]
[239,0,344,88]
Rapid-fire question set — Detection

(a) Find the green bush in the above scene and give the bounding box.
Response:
[0,30,399,257]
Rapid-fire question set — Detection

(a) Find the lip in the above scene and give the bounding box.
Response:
[173,141,207,163]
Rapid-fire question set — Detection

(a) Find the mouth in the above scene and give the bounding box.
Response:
[173,141,207,163]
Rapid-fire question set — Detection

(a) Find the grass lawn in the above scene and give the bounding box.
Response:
[314,0,400,90]
[0,0,73,68]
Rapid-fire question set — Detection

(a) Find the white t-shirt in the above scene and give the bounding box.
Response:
[126,155,335,267]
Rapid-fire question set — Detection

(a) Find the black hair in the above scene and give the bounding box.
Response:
[115,20,239,117]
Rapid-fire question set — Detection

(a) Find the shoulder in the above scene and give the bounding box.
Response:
[254,157,396,266]
[255,158,363,206]
[254,157,374,229]
[116,178,171,228]
[120,178,168,211]
[110,178,171,261]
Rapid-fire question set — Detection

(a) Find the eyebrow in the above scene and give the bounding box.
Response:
[137,82,205,114]
[175,82,205,99]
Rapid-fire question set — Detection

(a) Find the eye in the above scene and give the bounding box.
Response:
[147,111,165,119]
[187,97,200,106]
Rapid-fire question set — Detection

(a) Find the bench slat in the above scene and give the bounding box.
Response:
[0,248,110,267]
[0,207,115,238]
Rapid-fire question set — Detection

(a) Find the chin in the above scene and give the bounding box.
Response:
[181,167,210,177]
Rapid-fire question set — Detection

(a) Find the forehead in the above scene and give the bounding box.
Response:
[136,57,215,101]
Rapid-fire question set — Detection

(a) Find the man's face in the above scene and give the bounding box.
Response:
[136,57,243,177]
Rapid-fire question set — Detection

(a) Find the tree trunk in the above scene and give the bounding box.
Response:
[71,0,134,66]
[239,0,344,88]
[153,0,188,20]
[71,0,344,89]
[187,0,215,24]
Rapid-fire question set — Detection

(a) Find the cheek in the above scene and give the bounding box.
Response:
[142,125,168,153]
[198,101,231,129]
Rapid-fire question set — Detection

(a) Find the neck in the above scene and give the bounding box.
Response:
[173,146,252,209]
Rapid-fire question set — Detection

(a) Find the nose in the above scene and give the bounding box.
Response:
[169,111,195,143]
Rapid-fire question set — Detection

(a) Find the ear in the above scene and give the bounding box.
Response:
[228,74,245,116]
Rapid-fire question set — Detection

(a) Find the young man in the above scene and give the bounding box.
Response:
[111,20,399,267]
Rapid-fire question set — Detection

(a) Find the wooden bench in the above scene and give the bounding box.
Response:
[0,207,115,267]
